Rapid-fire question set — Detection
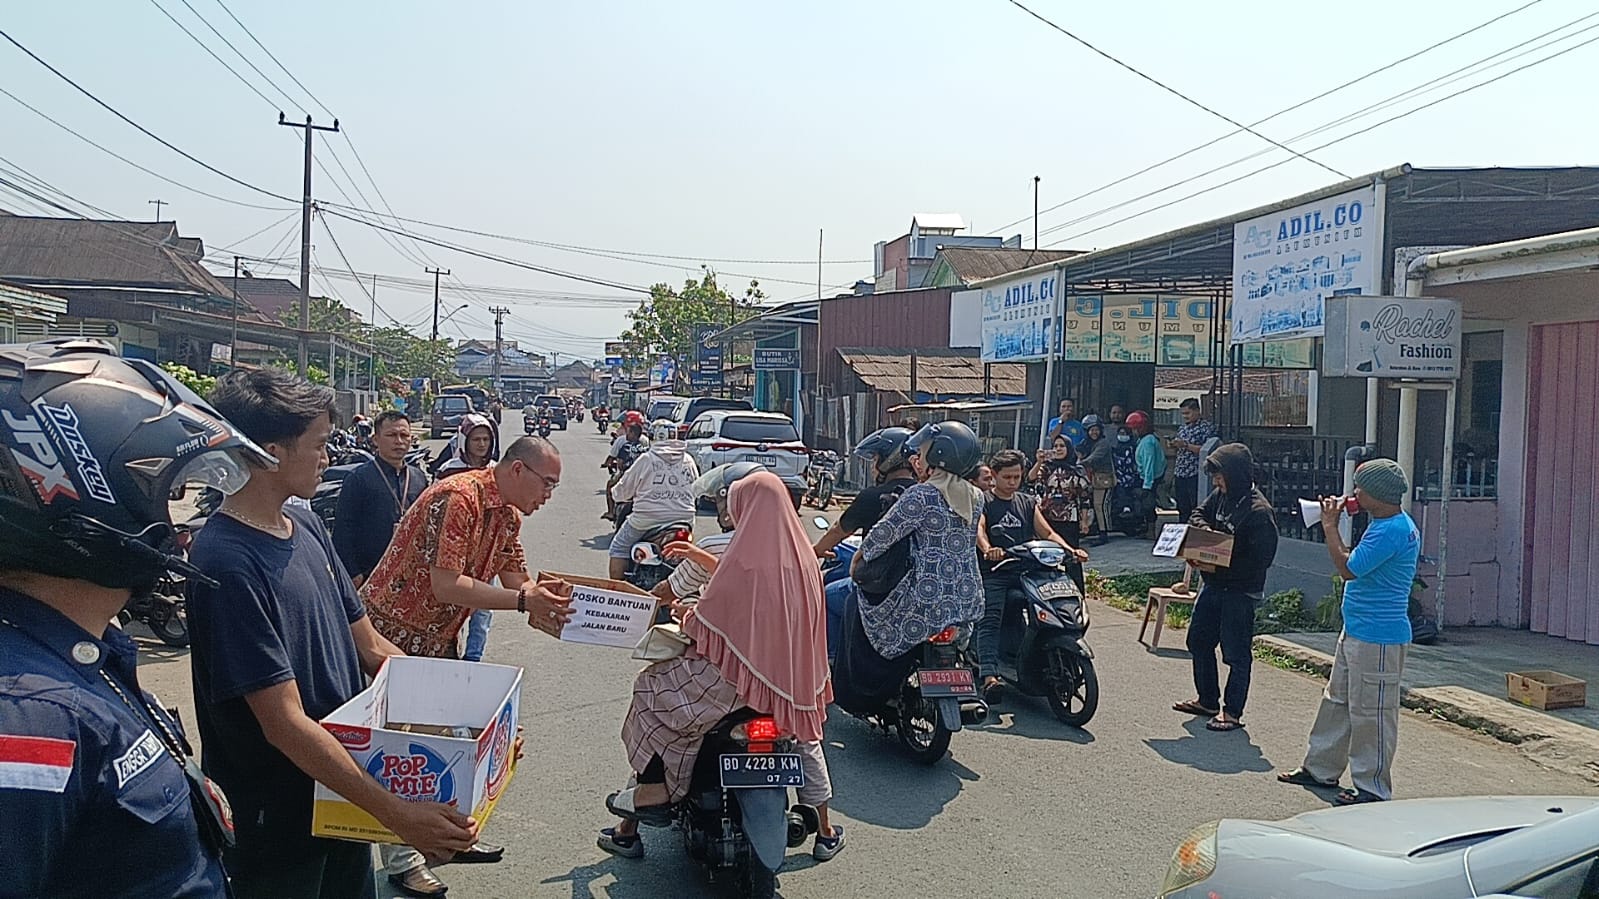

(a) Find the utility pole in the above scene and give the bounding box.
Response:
[230,255,243,368]
[149,199,167,221]
[489,305,510,396]
[368,274,378,389]
[279,113,339,375]
[1033,175,1041,250]
[426,267,451,341]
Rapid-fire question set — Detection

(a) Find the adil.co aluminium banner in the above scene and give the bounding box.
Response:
[1231,186,1378,343]
[980,270,1058,363]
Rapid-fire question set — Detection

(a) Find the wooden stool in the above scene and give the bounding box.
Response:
[1138,566,1196,650]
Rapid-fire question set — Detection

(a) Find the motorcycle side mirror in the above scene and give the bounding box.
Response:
[812,516,830,531]
[631,542,663,567]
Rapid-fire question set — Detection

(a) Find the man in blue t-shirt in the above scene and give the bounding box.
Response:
[1045,398,1085,449]
[1277,458,1419,807]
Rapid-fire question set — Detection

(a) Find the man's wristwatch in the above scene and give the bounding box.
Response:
[516,589,527,614]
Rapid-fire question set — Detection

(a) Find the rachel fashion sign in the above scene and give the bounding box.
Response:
[1321,295,1462,379]
[980,270,1058,363]
[1232,186,1379,343]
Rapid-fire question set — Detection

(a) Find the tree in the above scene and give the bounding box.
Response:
[620,269,764,388]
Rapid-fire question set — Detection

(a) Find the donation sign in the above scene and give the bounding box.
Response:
[560,581,658,648]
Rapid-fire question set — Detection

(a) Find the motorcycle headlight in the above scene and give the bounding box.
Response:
[1030,544,1066,567]
[1160,820,1218,896]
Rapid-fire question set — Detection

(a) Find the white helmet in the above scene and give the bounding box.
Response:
[650,419,678,443]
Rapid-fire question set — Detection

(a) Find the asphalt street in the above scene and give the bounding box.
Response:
[134,417,1597,899]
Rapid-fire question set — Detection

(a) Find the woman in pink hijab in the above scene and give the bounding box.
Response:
[601,470,836,858]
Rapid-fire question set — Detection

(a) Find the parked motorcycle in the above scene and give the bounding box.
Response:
[635,708,819,898]
[803,450,842,511]
[120,519,202,646]
[990,540,1098,726]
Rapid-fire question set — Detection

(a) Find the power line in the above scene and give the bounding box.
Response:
[316,208,404,325]
[0,27,294,203]
[1042,28,1599,249]
[146,0,280,109]
[209,0,336,118]
[990,0,1551,236]
[172,0,303,112]
[1004,0,1346,179]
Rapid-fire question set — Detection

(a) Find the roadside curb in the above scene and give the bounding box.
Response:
[1253,635,1599,785]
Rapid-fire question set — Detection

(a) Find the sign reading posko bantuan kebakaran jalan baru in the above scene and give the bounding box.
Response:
[1322,296,1462,379]
[1232,186,1378,343]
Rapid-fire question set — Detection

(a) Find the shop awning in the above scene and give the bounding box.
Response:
[0,280,68,323]
[706,300,818,343]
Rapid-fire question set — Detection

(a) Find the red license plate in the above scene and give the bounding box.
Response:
[918,668,976,697]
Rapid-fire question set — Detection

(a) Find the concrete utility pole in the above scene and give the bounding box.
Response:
[230,255,244,368]
[279,113,340,375]
[1033,175,1041,250]
[489,305,510,394]
[426,267,451,341]
[149,199,167,221]
[368,274,378,388]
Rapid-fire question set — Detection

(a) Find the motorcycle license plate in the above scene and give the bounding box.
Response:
[718,753,804,789]
[916,668,977,698]
[1038,580,1080,600]
[746,453,778,468]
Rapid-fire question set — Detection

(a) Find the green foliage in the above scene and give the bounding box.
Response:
[1084,570,1186,614]
[160,362,215,398]
[1316,576,1345,630]
[1253,588,1333,634]
[1166,602,1194,630]
[620,269,765,387]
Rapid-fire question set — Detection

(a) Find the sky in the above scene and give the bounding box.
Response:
[2,0,1595,361]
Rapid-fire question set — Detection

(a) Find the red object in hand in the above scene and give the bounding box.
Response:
[1343,495,1361,516]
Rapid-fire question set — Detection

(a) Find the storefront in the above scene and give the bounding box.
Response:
[0,280,67,342]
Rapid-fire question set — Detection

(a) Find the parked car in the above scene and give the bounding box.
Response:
[646,394,690,423]
[684,411,809,506]
[429,393,473,440]
[672,397,754,439]
[532,394,568,430]
[1159,795,1599,898]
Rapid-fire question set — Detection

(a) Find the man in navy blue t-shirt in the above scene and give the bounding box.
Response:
[189,370,478,899]
[1279,458,1419,806]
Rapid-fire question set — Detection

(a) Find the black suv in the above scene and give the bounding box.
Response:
[532,394,568,430]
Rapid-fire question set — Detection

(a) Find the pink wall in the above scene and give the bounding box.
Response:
[1414,498,1501,628]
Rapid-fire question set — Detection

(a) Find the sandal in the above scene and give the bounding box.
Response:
[982,678,1006,704]
[1205,716,1244,731]
[1335,788,1385,806]
[606,789,674,828]
[598,826,644,859]
[1172,700,1220,717]
[1277,767,1338,788]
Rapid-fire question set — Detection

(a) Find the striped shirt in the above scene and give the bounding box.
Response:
[665,531,734,599]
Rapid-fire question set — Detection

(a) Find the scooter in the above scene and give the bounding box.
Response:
[120,518,202,646]
[990,540,1098,726]
[813,516,857,587]
[837,622,987,764]
[626,525,694,623]
[537,415,552,439]
[595,412,611,434]
[803,450,841,510]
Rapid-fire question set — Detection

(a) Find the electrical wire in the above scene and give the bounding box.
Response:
[1004,0,1346,179]
[172,0,303,113]
[990,0,1550,235]
[209,0,336,119]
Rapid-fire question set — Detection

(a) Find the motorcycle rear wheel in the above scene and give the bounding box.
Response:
[149,603,191,648]
[1044,647,1098,727]
[895,685,952,764]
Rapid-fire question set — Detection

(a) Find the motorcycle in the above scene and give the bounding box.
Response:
[120,518,202,646]
[813,516,857,587]
[537,415,552,439]
[646,708,819,898]
[595,412,611,434]
[802,450,842,511]
[628,534,694,624]
[839,623,987,764]
[990,540,1098,726]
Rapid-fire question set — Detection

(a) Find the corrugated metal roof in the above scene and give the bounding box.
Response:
[935,247,1082,284]
[837,347,1026,397]
[0,279,67,317]
[0,214,230,296]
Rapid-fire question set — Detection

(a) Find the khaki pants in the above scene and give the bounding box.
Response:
[380,844,425,877]
[1301,631,1407,800]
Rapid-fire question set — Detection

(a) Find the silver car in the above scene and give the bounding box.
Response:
[1160,796,1599,898]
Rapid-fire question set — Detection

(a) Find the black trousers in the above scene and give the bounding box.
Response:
[230,839,375,899]
[1175,476,1200,520]
[1186,586,1258,719]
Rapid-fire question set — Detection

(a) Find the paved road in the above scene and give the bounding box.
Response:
[135,419,1597,898]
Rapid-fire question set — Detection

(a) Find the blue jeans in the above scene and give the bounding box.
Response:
[824,578,855,659]
[463,608,492,662]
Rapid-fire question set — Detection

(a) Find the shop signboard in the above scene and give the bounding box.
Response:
[753,348,801,371]
[1322,295,1461,379]
[980,270,1058,363]
[692,324,723,386]
[604,341,626,357]
[1232,186,1378,343]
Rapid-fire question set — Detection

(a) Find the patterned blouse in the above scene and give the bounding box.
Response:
[856,483,983,659]
[1035,461,1093,526]
[363,466,528,657]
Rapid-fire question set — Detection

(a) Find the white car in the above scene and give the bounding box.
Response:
[684,411,809,505]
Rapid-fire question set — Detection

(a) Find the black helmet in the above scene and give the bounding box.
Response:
[693,461,764,503]
[905,420,982,478]
[0,339,274,591]
[853,426,914,477]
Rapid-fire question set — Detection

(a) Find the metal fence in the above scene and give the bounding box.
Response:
[1247,432,1363,542]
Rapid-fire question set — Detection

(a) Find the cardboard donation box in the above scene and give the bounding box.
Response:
[1506,670,1587,711]
[1152,524,1235,567]
[313,657,522,843]
[539,571,659,649]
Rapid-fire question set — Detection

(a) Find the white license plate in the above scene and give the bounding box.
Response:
[746,454,778,468]
[1038,580,1080,600]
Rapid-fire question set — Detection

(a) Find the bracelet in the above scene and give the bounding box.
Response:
[516,589,527,614]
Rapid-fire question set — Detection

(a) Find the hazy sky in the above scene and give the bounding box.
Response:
[3,0,1595,359]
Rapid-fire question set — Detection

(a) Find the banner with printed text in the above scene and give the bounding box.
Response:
[1231,186,1378,343]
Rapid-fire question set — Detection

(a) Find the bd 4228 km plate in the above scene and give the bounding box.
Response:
[719,753,804,789]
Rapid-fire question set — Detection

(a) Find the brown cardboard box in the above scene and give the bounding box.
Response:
[1506,670,1587,710]
[1179,527,1235,568]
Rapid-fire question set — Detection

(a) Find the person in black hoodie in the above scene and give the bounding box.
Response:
[1170,443,1279,731]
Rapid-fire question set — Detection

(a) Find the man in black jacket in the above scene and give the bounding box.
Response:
[333,410,427,587]
[1170,443,1278,731]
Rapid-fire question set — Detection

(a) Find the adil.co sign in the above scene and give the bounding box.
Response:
[1322,296,1461,379]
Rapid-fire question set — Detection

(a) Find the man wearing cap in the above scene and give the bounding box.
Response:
[1278,458,1419,806]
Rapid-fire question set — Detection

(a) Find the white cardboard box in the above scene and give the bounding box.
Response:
[539,570,659,649]
[312,656,522,843]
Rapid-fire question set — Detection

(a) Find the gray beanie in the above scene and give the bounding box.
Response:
[1354,458,1408,505]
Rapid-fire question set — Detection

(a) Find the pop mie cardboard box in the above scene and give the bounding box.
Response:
[312,656,522,843]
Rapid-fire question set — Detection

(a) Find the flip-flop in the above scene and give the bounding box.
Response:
[1335,788,1386,806]
[605,789,674,828]
[1277,768,1338,788]
[1172,700,1220,717]
[1205,716,1244,731]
